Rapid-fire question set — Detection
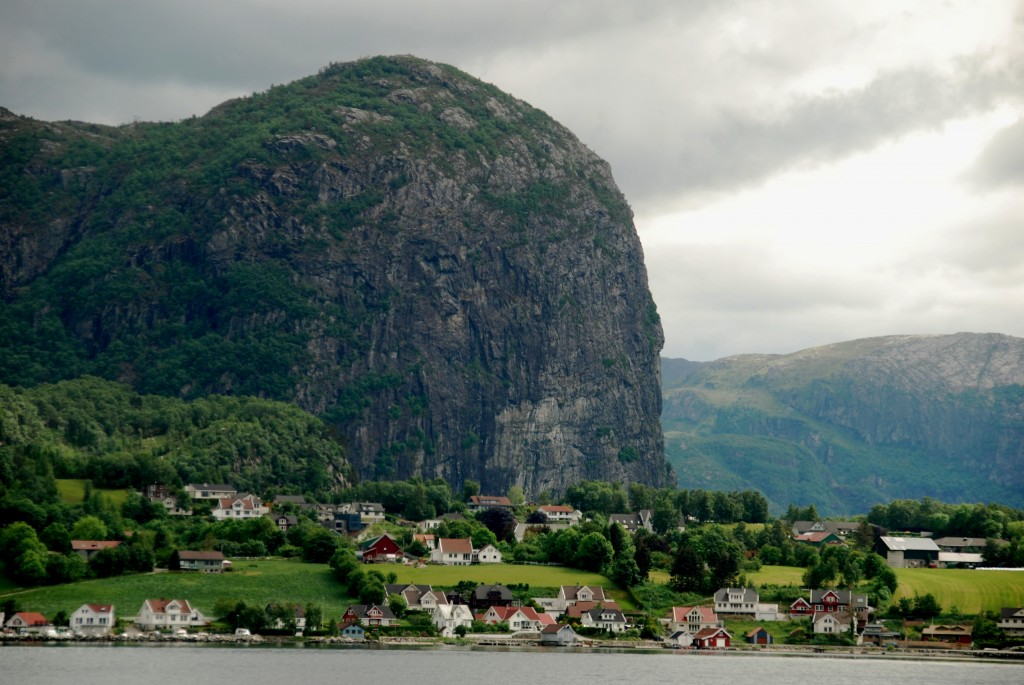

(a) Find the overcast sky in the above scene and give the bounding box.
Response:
[3,1,1023,360]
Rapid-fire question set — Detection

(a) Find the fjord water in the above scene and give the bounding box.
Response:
[2,645,1020,684]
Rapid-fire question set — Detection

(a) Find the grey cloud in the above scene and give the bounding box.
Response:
[969,117,1024,189]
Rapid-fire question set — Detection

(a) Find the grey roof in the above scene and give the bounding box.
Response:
[879,536,940,552]
[933,536,996,548]
[473,584,514,600]
[714,587,758,603]
[808,589,870,608]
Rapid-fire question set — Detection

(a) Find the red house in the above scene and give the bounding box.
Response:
[359,533,402,563]
[693,627,731,649]
[922,624,973,645]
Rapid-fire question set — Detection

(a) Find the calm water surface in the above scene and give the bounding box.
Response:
[1,644,1020,685]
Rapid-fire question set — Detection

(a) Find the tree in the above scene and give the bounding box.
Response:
[388,594,408,619]
[304,603,322,632]
[301,527,341,563]
[670,535,706,593]
[525,510,548,525]
[576,532,614,572]
[476,507,518,543]
[609,553,645,587]
[462,480,480,502]
[70,515,109,541]
[913,593,942,619]
[608,522,628,556]
[358,573,387,605]
[507,486,525,507]
[652,499,678,534]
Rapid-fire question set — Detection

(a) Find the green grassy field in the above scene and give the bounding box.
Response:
[0,559,355,621]
[0,560,627,619]
[56,479,133,508]
[391,564,632,609]
[655,565,1024,615]
[893,568,1024,615]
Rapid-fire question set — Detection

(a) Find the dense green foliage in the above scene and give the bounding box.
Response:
[0,377,350,504]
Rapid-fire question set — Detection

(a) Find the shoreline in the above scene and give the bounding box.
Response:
[3,633,1022,663]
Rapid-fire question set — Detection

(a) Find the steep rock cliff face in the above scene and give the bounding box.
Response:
[662,333,1024,514]
[0,57,667,496]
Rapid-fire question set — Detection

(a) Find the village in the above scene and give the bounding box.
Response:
[3,483,1023,652]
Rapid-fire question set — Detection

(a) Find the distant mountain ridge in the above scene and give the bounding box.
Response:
[661,333,1024,515]
[0,55,668,496]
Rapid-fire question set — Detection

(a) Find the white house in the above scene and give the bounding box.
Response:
[665,606,719,635]
[135,599,208,631]
[812,611,853,635]
[432,604,474,636]
[211,495,269,521]
[480,606,554,632]
[535,505,583,524]
[540,623,579,646]
[185,483,236,501]
[534,585,607,614]
[4,612,52,635]
[70,604,115,636]
[431,538,474,565]
[714,587,759,614]
[580,606,627,633]
[475,543,503,564]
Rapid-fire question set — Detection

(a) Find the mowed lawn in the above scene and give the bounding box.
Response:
[391,564,632,609]
[742,565,1024,614]
[56,479,133,508]
[0,560,628,619]
[0,559,355,621]
[893,568,1024,615]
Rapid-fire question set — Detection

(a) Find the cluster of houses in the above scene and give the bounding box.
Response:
[790,521,1005,569]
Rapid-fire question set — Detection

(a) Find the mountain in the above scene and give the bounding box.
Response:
[662,333,1024,515]
[0,56,667,496]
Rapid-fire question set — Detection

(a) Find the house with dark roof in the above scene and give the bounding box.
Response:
[608,510,653,534]
[342,604,396,628]
[385,584,448,611]
[714,587,759,615]
[471,584,517,611]
[998,607,1024,637]
[876,536,940,568]
[540,623,579,645]
[812,611,853,635]
[171,550,226,572]
[580,605,627,633]
[923,623,973,645]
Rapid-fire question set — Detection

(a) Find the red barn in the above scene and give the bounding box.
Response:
[359,533,402,563]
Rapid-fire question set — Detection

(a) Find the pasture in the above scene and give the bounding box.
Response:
[55,479,132,508]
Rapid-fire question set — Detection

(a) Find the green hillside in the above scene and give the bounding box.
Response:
[662,334,1024,515]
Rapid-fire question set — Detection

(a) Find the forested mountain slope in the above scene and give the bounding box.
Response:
[0,56,668,496]
[662,333,1024,515]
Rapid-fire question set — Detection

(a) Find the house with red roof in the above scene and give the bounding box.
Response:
[70,604,115,636]
[467,495,513,512]
[564,600,622,621]
[360,533,403,563]
[693,627,731,649]
[431,538,474,565]
[4,612,52,635]
[478,606,555,632]
[71,540,121,561]
[135,599,208,631]
[665,606,720,635]
[211,495,269,521]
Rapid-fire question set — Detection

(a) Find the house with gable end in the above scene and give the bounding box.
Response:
[135,599,208,631]
[431,538,474,566]
[665,606,719,635]
[70,604,115,636]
